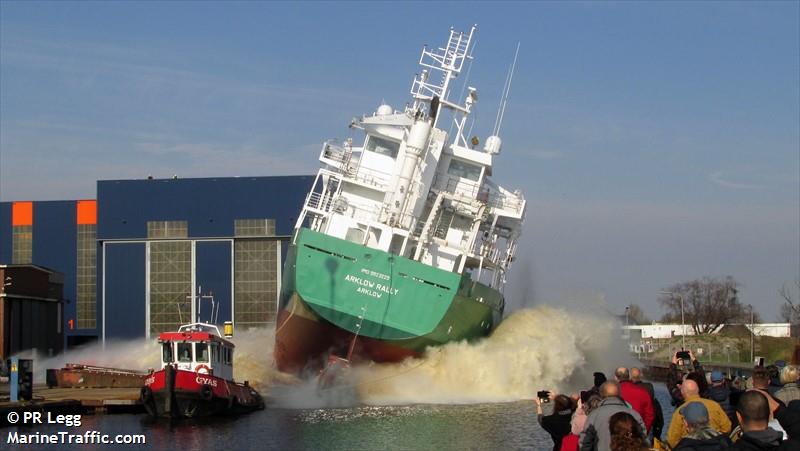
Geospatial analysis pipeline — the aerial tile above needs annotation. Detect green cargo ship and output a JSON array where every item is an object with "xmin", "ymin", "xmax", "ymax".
[{"xmin": 274, "ymin": 26, "xmax": 526, "ymax": 375}]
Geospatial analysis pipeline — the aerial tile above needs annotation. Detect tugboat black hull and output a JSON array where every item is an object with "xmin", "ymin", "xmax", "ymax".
[{"xmin": 141, "ymin": 366, "xmax": 264, "ymax": 419}]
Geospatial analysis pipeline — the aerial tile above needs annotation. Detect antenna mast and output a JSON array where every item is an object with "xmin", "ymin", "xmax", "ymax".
[
  {"xmin": 410, "ymin": 25, "xmax": 477, "ymax": 125},
  {"xmin": 493, "ymin": 42, "xmax": 520, "ymax": 136}
]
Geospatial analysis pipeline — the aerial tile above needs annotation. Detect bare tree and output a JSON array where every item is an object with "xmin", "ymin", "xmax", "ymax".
[
  {"xmin": 658, "ymin": 276, "xmax": 754, "ymax": 334},
  {"xmin": 779, "ymin": 279, "xmax": 800, "ymax": 323},
  {"xmin": 625, "ymin": 303, "xmax": 652, "ymax": 325}
]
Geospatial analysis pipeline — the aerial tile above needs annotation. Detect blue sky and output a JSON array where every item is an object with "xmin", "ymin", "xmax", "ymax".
[{"xmin": 1, "ymin": 2, "xmax": 798, "ymax": 320}]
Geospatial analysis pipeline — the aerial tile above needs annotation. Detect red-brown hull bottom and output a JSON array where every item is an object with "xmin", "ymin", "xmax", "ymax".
[{"xmin": 274, "ymin": 307, "xmax": 419, "ymax": 376}]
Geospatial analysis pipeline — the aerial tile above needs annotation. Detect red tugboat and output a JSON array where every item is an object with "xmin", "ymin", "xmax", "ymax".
[{"xmin": 140, "ymin": 322, "xmax": 264, "ymax": 418}]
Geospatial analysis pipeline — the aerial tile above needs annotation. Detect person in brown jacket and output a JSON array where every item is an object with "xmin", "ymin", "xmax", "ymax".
[{"xmin": 666, "ymin": 379, "xmax": 732, "ymax": 448}]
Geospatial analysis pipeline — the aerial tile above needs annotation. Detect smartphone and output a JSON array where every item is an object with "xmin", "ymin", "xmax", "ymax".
[
  {"xmin": 676, "ymin": 351, "xmax": 691, "ymax": 360},
  {"xmin": 537, "ymin": 390, "xmax": 551, "ymax": 402}
]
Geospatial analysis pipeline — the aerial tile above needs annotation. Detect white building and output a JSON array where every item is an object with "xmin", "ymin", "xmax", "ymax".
[{"xmin": 621, "ymin": 323, "xmax": 794, "ymax": 339}]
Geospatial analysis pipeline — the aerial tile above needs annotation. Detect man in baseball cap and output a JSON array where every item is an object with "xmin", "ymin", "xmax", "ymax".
[
  {"xmin": 673, "ymin": 402, "xmax": 732, "ymax": 450},
  {"xmin": 708, "ymin": 370, "xmax": 737, "ymax": 426}
]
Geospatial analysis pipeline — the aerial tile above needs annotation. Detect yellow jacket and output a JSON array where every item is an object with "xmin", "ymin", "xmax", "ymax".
[{"xmin": 666, "ymin": 395, "xmax": 732, "ymax": 448}]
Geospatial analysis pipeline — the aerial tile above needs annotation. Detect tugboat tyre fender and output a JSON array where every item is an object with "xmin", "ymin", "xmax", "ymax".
[{"xmin": 201, "ymin": 384, "xmax": 213, "ymax": 401}]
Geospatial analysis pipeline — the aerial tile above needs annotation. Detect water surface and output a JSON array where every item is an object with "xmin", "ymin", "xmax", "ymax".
[{"xmin": 7, "ymin": 384, "xmax": 677, "ymax": 450}]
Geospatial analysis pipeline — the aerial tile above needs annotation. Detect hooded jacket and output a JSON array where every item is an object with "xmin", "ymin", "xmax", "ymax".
[
  {"xmin": 729, "ymin": 428, "xmax": 784, "ymax": 450},
  {"xmin": 578, "ymin": 397, "xmax": 646, "ymax": 451},
  {"xmin": 709, "ymin": 383, "xmax": 737, "ymax": 425},
  {"xmin": 775, "ymin": 405, "xmax": 800, "ymax": 450}
]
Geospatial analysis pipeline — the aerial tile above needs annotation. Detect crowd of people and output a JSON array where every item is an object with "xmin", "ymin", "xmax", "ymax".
[{"xmin": 534, "ymin": 354, "xmax": 800, "ymax": 451}]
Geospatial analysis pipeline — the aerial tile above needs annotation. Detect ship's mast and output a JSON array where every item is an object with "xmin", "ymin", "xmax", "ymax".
[{"xmin": 410, "ymin": 25, "xmax": 477, "ymax": 128}]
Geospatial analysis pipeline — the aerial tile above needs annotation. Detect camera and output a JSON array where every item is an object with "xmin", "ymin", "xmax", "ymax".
[
  {"xmin": 537, "ymin": 390, "xmax": 551, "ymax": 402},
  {"xmin": 676, "ymin": 350, "xmax": 691, "ymax": 360}
]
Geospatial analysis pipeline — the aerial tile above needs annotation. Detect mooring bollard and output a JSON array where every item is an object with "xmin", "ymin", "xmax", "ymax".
[
  {"xmin": 8, "ymin": 357, "xmax": 34, "ymax": 402},
  {"xmin": 9, "ymin": 357, "xmax": 18, "ymax": 402}
]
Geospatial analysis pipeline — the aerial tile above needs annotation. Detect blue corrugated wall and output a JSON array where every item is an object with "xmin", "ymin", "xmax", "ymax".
[
  {"xmin": 0, "ymin": 203, "xmax": 12, "ymax": 262},
  {"xmin": 97, "ymin": 176, "xmax": 313, "ymax": 239},
  {"xmin": 2, "ymin": 175, "xmax": 313, "ymax": 345},
  {"xmin": 195, "ymin": 241, "xmax": 232, "ymax": 324},
  {"xmin": 104, "ymin": 243, "xmax": 146, "ymax": 340},
  {"xmin": 32, "ymin": 201, "xmax": 78, "ymax": 335}
]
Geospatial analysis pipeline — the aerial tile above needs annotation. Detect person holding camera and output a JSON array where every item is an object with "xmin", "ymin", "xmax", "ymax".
[
  {"xmin": 667, "ymin": 349, "xmax": 705, "ymax": 407},
  {"xmin": 535, "ymin": 391, "xmax": 576, "ymax": 451}
]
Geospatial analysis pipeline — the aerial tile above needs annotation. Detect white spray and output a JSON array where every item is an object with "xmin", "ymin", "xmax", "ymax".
[
  {"xmin": 353, "ymin": 305, "xmax": 624, "ymax": 405},
  {"xmin": 15, "ymin": 304, "xmax": 631, "ymax": 408},
  {"xmin": 16, "ymin": 338, "xmax": 161, "ymax": 384},
  {"xmin": 16, "ymin": 326, "xmax": 293, "ymax": 389}
]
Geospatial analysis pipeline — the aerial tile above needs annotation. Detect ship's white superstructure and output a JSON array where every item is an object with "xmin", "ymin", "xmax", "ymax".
[{"xmin": 295, "ymin": 25, "xmax": 526, "ymax": 291}]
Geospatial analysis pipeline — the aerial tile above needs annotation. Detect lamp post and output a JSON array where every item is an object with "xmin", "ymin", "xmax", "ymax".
[
  {"xmin": 748, "ymin": 304, "xmax": 754, "ymax": 364},
  {"xmin": 623, "ymin": 306, "xmax": 631, "ymax": 350},
  {"xmin": 661, "ymin": 291, "xmax": 685, "ymax": 350}
]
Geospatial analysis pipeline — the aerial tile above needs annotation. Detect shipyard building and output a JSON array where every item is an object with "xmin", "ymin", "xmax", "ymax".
[{"xmin": 0, "ymin": 175, "xmax": 311, "ymax": 357}]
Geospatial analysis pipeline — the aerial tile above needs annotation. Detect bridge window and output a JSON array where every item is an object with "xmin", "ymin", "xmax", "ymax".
[
  {"xmin": 345, "ymin": 225, "xmax": 366, "ymax": 244},
  {"xmin": 447, "ymin": 159, "xmax": 481, "ymax": 182},
  {"xmin": 366, "ymin": 136, "xmax": 399, "ymax": 158},
  {"xmin": 162, "ymin": 343, "xmax": 173, "ymax": 363},
  {"xmin": 195, "ymin": 343, "xmax": 209, "ymax": 363},
  {"xmin": 177, "ymin": 343, "xmax": 193, "ymax": 363}
]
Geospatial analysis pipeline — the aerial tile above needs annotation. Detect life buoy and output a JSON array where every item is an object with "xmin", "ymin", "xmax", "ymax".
[
  {"xmin": 200, "ymin": 384, "xmax": 213, "ymax": 401},
  {"xmin": 195, "ymin": 364, "xmax": 210, "ymax": 374}
]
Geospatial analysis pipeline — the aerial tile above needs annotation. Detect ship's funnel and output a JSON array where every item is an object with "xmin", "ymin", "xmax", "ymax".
[
  {"xmin": 388, "ymin": 118, "xmax": 432, "ymax": 224},
  {"xmin": 406, "ymin": 119, "xmax": 432, "ymax": 151}
]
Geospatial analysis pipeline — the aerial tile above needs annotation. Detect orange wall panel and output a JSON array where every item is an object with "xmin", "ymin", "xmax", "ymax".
[
  {"xmin": 76, "ymin": 200, "xmax": 97, "ymax": 225},
  {"xmin": 11, "ymin": 201, "xmax": 33, "ymax": 226}
]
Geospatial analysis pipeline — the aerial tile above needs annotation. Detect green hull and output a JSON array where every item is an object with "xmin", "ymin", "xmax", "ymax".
[{"xmin": 275, "ymin": 228, "xmax": 504, "ymax": 370}]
